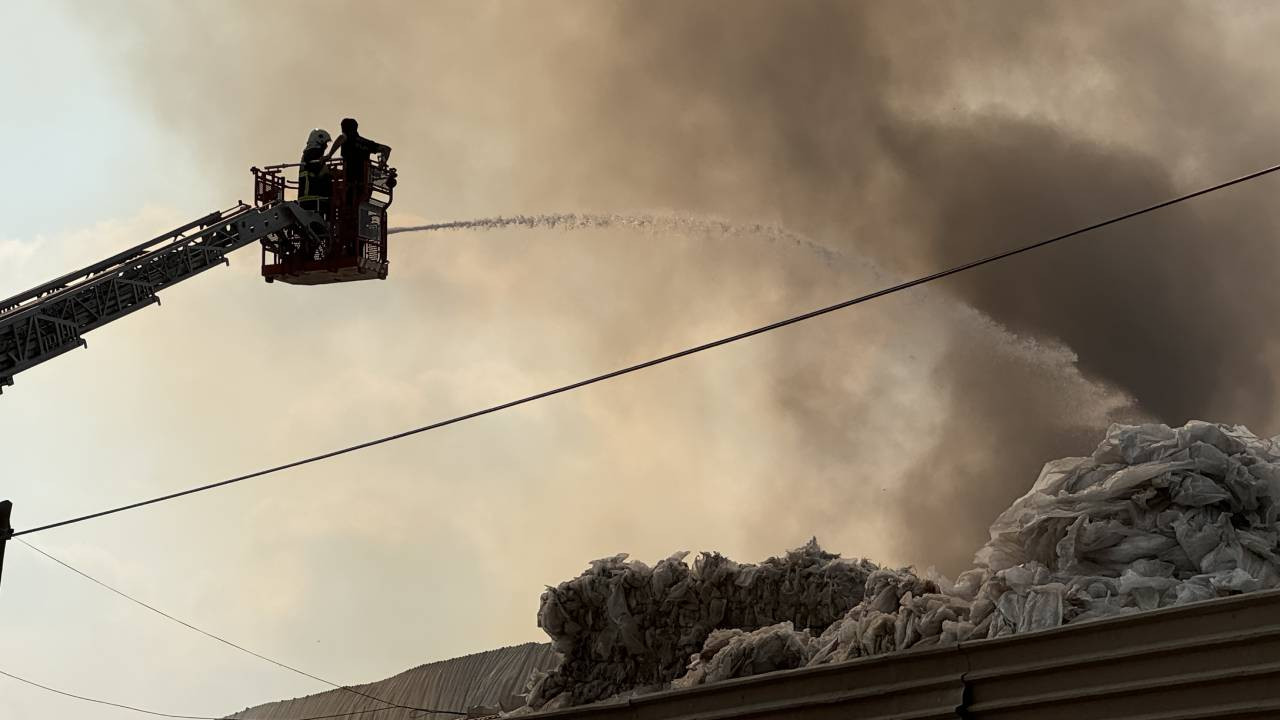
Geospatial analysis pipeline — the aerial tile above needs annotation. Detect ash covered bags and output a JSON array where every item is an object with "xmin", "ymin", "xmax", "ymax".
[
  {"xmin": 972, "ymin": 421, "xmax": 1280, "ymax": 628},
  {"xmin": 673, "ymin": 622, "xmax": 816, "ymax": 689},
  {"xmin": 524, "ymin": 540, "xmax": 876, "ymax": 710}
]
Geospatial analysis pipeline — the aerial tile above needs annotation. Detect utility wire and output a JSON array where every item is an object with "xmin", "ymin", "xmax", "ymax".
[
  {"xmin": 14, "ymin": 539, "xmax": 466, "ymax": 718},
  {"xmin": 0, "ymin": 668, "xmax": 218, "ymax": 720},
  {"xmin": 13, "ymin": 160, "xmax": 1280, "ymax": 539},
  {"xmin": 0, "ymin": 667, "xmax": 427, "ymax": 720}
]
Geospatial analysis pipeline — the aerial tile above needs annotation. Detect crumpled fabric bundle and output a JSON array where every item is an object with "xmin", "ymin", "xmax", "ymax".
[
  {"xmin": 971, "ymin": 420, "xmax": 1280, "ymax": 631},
  {"xmin": 673, "ymin": 622, "xmax": 815, "ymax": 689},
  {"xmin": 671, "ymin": 568, "xmax": 961, "ymax": 688},
  {"xmin": 523, "ymin": 539, "xmax": 876, "ymax": 710},
  {"xmin": 805, "ymin": 568, "xmax": 964, "ymax": 665}
]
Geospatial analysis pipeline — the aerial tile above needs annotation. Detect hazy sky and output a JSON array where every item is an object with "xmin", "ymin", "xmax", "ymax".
[{"xmin": 4, "ymin": 2, "xmax": 1280, "ymax": 718}]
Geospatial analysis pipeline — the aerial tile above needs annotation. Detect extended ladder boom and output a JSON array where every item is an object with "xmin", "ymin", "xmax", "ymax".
[{"xmin": 0, "ymin": 202, "xmax": 319, "ymax": 392}]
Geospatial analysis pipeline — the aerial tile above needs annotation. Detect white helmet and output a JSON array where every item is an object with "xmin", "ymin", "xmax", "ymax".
[{"xmin": 306, "ymin": 128, "xmax": 332, "ymax": 149}]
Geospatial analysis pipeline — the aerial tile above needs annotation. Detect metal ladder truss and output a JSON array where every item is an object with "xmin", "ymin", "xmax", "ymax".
[{"xmin": 0, "ymin": 202, "xmax": 319, "ymax": 392}]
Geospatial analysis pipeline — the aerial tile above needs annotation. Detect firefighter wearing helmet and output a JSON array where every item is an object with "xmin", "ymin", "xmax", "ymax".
[{"xmin": 297, "ymin": 129, "xmax": 333, "ymax": 218}]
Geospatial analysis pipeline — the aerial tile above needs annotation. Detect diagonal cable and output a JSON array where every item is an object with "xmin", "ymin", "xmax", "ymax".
[
  {"xmin": 12, "ymin": 160, "xmax": 1280, "ymax": 539},
  {"xmin": 14, "ymin": 539, "xmax": 466, "ymax": 717}
]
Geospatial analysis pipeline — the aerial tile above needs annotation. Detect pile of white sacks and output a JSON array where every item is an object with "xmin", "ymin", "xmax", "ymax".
[
  {"xmin": 523, "ymin": 540, "xmax": 876, "ymax": 710},
  {"xmin": 519, "ymin": 421, "xmax": 1280, "ymax": 710}
]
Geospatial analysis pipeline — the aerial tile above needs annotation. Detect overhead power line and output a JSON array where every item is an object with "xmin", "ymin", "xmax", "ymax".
[
  {"xmin": 0, "ymin": 667, "xmax": 425, "ymax": 720},
  {"xmin": 13, "ymin": 160, "xmax": 1280, "ymax": 539},
  {"xmin": 0, "ymin": 668, "xmax": 218, "ymax": 720},
  {"xmin": 14, "ymin": 539, "xmax": 466, "ymax": 718}
]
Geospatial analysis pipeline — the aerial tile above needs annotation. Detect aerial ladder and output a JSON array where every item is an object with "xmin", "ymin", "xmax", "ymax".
[{"xmin": 0, "ymin": 152, "xmax": 398, "ymax": 393}]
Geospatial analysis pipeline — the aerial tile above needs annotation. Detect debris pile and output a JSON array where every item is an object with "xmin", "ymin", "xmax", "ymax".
[
  {"xmin": 672, "ymin": 622, "xmax": 816, "ymax": 690},
  {"xmin": 523, "ymin": 540, "xmax": 877, "ymax": 709},
  {"xmin": 518, "ymin": 421, "xmax": 1280, "ymax": 709}
]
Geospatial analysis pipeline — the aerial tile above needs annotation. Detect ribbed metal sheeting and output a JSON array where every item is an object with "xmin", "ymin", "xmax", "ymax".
[
  {"xmin": 532, "ymin": 589, "xmax": 1280, "ymax": 720},
  {"xmin": 224, "ymin": 642, "xmax": 557, "ymax": 720}
]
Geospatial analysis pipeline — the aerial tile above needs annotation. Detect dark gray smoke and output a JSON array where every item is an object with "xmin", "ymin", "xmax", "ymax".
[{"xmin": 555, "ymin": 1, "xmax": 1280, "ymax": 421}]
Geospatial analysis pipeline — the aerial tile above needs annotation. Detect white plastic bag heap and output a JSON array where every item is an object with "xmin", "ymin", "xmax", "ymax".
[
  {"xmin": 518, "ymin": 421, "xmax": 1280, "ymax": 708},
  {"xmin": 971, "ymin": 420, "xmax": 1280, "ymax": 625},
  {"xmin": 522, "ymin": 541, "xmax": 876, "ymax": 710}
]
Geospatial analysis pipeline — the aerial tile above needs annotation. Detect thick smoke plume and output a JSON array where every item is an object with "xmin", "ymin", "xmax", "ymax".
[{"xmin": 74, "ymin": 0, "xmax": 1280, "ymax": 575}]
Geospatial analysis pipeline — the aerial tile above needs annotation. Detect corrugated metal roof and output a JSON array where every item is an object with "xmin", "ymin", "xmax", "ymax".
[
  {"xmin": 223, "ymin": 642, "xmax": 557, "ymax": 720},
  {"xmin": 529, "ymin": 589, "xmax": 1280, "ymax": 719}
]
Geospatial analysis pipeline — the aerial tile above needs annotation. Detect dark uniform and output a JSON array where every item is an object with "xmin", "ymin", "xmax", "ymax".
[
  {"xmin": 297, "ymin": 146, "xmax": 332, "ymax": 217},
  {"xmin": 285, "ymin": 146, "xmax": 332, "ymax": 260},
  {"xmin": 338, "ymin": 131, "xmax": 387, "ymax": 255},
  {"xmin": 340, "ymin": 131, "xmax": 384, "ymax": 206}
]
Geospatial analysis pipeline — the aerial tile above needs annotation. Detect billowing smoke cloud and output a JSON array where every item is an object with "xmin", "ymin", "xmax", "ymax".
[{"xmin": 68, "ymin": 0, "xmax": 1280, "ymax": 579}]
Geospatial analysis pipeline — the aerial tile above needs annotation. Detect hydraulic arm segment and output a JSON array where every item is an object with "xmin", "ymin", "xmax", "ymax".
[{"xmin": 0, "ymin": 202, "xmax": 324, "ymax": 392}]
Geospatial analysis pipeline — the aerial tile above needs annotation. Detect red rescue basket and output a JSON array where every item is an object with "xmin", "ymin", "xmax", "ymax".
[{"xmin": 252, "ymin": 156, "xmax": 397, "ymax": 285}]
